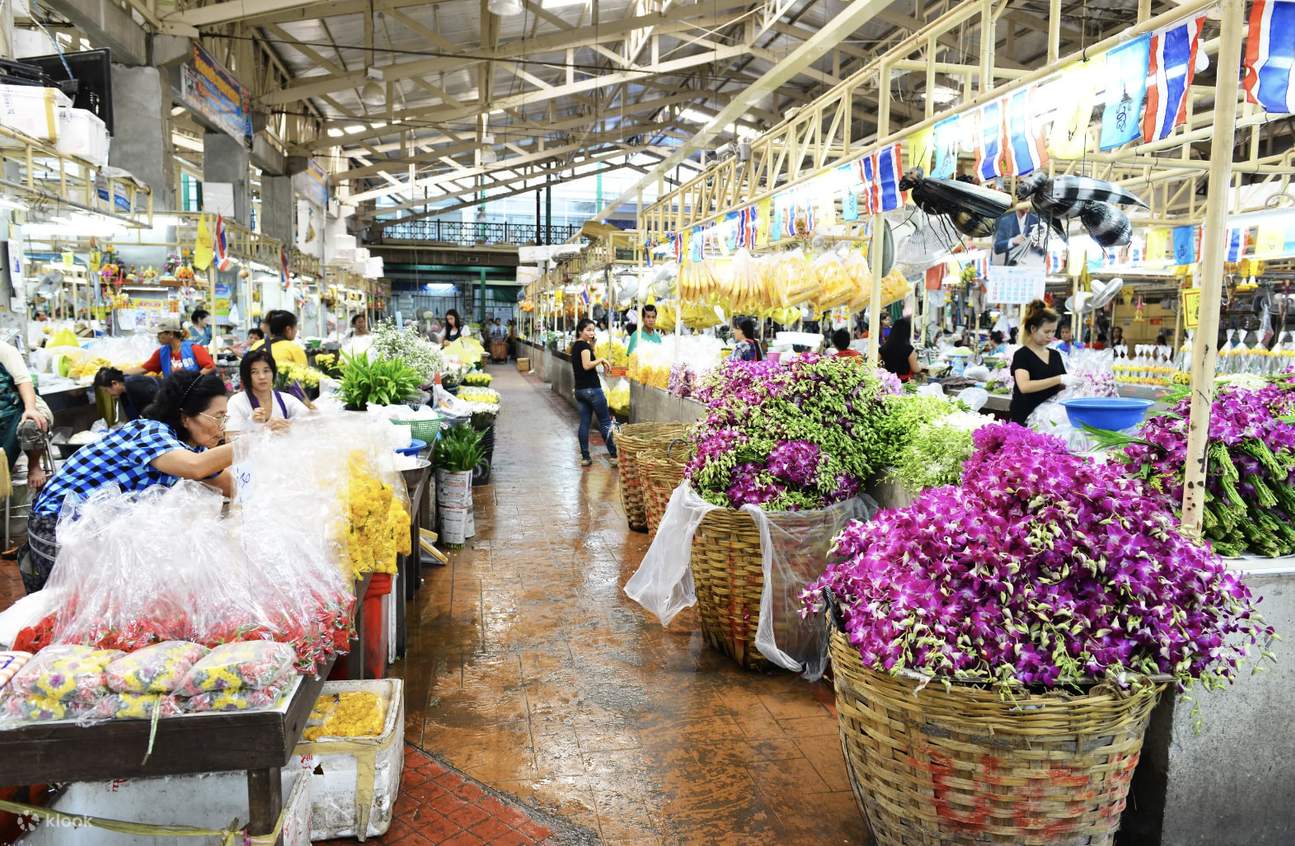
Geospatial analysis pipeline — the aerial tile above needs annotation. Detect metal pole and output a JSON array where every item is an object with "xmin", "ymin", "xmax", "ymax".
[
  {"xmin": 1180, "ymin": 0, "xmax": 1244, "ymax": 538},
  {"xmin": 545, "ymin": 178, "xmax": 553, "ymax": 246},
  {"xmin": 867, "ymin": 60, "xmax": 891, "ymax": 364},
  {"xmin": 535, "ymin": 188, "xmax": 541, "ymax": 244}
]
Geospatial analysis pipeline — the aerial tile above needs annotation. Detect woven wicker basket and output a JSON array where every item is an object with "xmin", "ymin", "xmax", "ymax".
[
  {"xmin": 829, "ymin": 630, "xmax": 1163, "ymax": 846},
  {"xmin": 614, "ymin": 423, "xmax": 676, "ymax": 532},
  {"xmin": 690, "ymin": 506, "xmax": 769, "ymax": 671},
  {"xmin": 637, "ymin": 437, "xmax": 692, "ymax": 533}
]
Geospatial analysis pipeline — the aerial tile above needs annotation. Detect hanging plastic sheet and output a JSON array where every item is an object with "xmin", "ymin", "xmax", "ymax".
[
  {"xmin": 743, "ymin": 496, "xmax": 877, "ymax": 681},
  {"xmin": 625, "ymin": 484, "xmax": 877, "ymax": 679}
]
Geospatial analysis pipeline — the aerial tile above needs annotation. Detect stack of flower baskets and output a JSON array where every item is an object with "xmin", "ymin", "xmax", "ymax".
[
  {"xmin": 807, "ymin": 423, "xmax": 1273, "ymax": 844},
  {"xmin": 613, "ymin": 422, "xmax": 686, "ymax": 532},
  {"xmin": 636, "ymin": 434, "xmax": 693, "ymax": 534}
]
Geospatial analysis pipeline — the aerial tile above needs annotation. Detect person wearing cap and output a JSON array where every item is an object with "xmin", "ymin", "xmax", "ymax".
[{"xmin": 126, "ymin": 317, "xmax": 215, "ymax": 378}]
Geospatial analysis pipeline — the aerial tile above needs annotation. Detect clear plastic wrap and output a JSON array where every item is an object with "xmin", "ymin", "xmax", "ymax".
[
  {"xmin": 8, "ymin": 644, "xmax": 120, "ymax": 701},
  {"xmin": 624, "ymin": 483, "xmax": 720, "ymax": 626},
  {"xmin": 105, "ymin": 641, "xmax": 209, "ymax": 694},
  {"xmin": 181, "ymin": 673, "xmax": 295, "ymax": 713},
  {"xmin": 174, "ymin": 641, "xmax": 297, "ymax": 697},
  {"xmin": 88, "ymin": 691, "xmax": 182, "ymax": 721},
  {"xmin": 743, "ymin": 496, "xmax": 877, "ymax": 681}
]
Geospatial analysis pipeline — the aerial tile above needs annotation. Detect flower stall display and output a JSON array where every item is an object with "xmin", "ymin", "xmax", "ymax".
[
  {"xmin": 627, "ymin": 355, "xmax": 885, "ymax": 675},
  {"xmin": 339, "ymin": 355, "xmax": 422, "ymax": 411},
  {"xmin": 668, "ymin": 362, "xmax": 696, "ymax": 398},
  {"xmin": 888, "ymin": 410, "xmax": 993, "ymax": 494},
  {"xmin": 806, "ymin": 423, "xmax": 1273, "ymax": 845},
  {"xmin": 444, "ymin": 336, "xmax": 485, "ymax": 367},
  {"xmin": 456, "ymin": 386, "xmax": 500, "ymax": 406},
  {"xmin": 371, "ymin": 321, "xmax": 444, "ymax": 384},
  {"xmin": 1099, "ymin": 378, "xmax": 1295, "ymax": 558},
  {"xmin": 595, "ymin": 338, "xmax": 629, "ymax": 370},
  {"xmin": 462, "ymin": 372, "xmax": 493, "ymax": 387}
]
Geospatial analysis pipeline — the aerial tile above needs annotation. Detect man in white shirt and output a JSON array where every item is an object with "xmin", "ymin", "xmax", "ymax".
[{"xmin": 0, "ymin": 341, "xmax": 53, "ymax": 491}]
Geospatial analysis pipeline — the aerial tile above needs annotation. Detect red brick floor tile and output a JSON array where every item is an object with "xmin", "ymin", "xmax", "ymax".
[{"xmin": 445, "ymin": 801, "xmax": 492, "ymax": 831}]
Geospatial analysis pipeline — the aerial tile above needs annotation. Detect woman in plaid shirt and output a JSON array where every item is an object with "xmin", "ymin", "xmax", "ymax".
[{"xmin": 20, "ymin": 371, "xmax": 236, "ymax": 593}]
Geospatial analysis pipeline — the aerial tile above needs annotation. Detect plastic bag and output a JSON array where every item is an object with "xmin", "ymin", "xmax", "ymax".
[
  {"xmin": 744, "ymin": 496, "xmax": 878, "ymax": 681},
  {"xmin": 9, "ymin": 644, "xmax": 121, "ymax": 701},
  {"xmin": 624, "ymin": 484, "xmax": 720, "ymax": 626},
  {"xmin": 955, "ymin": 386, "xmax": 990, "ymax": 413},
  {"xmin": 174, "ymin": 641, "xmax": 297, "ymax": 697},
  {"xmin": 88, "ymin": 692, "xmax": 182, "ymax": 721},
  {"xmin": 0, "ymin": 652, "xmax": 31, "ymax": 691},
  {"xmin": 105, "ymin": 641, "xmax": 209, "ymax": 694},
  {"xmin": 182, "ymin": 672, "xmax": 295, "ymax": 713}
]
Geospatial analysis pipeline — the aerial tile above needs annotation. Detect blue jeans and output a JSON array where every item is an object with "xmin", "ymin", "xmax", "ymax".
[{"xmin": 575, "ymin": 387, "xmax": 617, "ymax": 460}]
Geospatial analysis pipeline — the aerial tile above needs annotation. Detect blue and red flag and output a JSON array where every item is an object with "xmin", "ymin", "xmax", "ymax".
[
  {"xmin": 1244, "ymin": 0, "xmax": 1295, "ymax": 113},
  {"xmin": 1004, "ymin": 88, "xmax": 1048, "ymax": 177},
  {"xmin": 873, "ymin": 143, "xmax": 906, "ymax": 212},
  {"xmin": 975, "ymin": 100, "xmax": 1005, "ymax": 181},
  {"xmin": 214, "ymin": 213, "xmax": 231, "ymax": 272},
  {"xmin": 1143, "ymin": 16, "xmax": 1206, "ymax": 141}
]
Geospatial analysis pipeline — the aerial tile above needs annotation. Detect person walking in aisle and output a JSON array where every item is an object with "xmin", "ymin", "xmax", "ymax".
[
  {"xmin": 729, "ymin": 318, "xmax": 763, "ymax": 362},
  {"xmin": 570, "ymin": 318, "xmax": 618, "ymax": 468},
  {"xmin": 1010, "ymin": 299, "xmax": 1079, "ymax": 425}
]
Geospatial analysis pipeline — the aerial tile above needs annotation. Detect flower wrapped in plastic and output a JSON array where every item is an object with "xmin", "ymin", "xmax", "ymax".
[
  {"xmin": 174, "ymin": 641, "xmax": 297, "ymax": 697},
  {"xmin": 8, "ymin": 644, "xmax": 121, "ymax": 702},
  {"xmin": 181, "ymin": 673, "xmax": 296, "ymax": 713},
  {"xmin": 105, "ymin": 641, "xmax": 209, "ymax": 694},
  {"xmin": 88, "ymin": 692, "xmax": 183, "ymax": 721}
]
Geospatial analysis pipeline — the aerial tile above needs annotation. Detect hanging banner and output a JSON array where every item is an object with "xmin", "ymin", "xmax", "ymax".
[
  {"xmin": 975, "ymin": 100, "xmax": 1005, "ymax": 180},
  {"xmin": 1143, "ymin": 16, "xmax": 1207, "ymax": 142},
  {"xmin": 1045, "ymin": 63, "xmax": 1097, "ymax": 158},
  {"xmin": 193, "ymin": 214, "xmax": 213, "ymax": 271},
  {"xmin": 1242, "ymin": 0, "xmax": 1295, "ymax": 114},
  {"xmin": 1256, "ymin": 222, "xmax": 1285, "ymax": 256},
  {"xmin": 1099, "ymin": 35, "xmax": 1152, "ymax": 150},
  {"xmin": 1004, "ymin": 87, "xmax": 1048, "ymax": 176},
  {"xmin": 755, "ymin": 199, "xmax": 772, "ymax": 249},
  {"xmin": 180, "ymin": 43, "xmax": 253, "ymax": 149},
  {"xmin": 907, "ymin": 125, "xmax": 934, "ymax": 176},
  {"xmin": 293, "ymin": 158, "xmax": 330, "ymax": 209},
  {"xmin": 1172, "ymin": 224, "xmax": 1198, "ymax": 265},
  {"xmin": 1145, "ymin": 226, "xmax": 1171, "ymax": 264},
  {"xmin": 931, "ymin": 114, "xmax": 963, "ymax": 179},
  {"xmin": 1182, "ymin": 286, "xmax": 1201, "ymax": 328}
]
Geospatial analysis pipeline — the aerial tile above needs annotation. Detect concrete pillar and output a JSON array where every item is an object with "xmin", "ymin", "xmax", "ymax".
[
  {"xmin": 260, "ymin": 175, "xmax": 293, "ymax": 246},
  {"xmin": 108, "ymin": 65, "xmax": 174, "ymax": 209},
  {"xmin": 202, "ymin": 133, "xmax": 250, "ymax": 226}
]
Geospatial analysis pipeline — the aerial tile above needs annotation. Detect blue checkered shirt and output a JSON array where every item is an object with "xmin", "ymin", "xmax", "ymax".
[{"xmin": 32, "ymin": 419, "xmax": 198, "ymax": 518}]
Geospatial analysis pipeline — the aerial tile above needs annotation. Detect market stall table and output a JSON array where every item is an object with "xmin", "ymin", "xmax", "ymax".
[{"xmin": 0, "ymin": 657, "xmax": 333, "ymax": 841}]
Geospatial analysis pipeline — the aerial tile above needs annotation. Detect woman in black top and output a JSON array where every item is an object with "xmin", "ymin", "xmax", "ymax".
[
  {"xmin": 1010, "ymin": 299, "xmax": 1078, "ymax": 425},
  {"xmin": 879, "ymin": 317, "xmax": 922, "ymax": 381},
  {"xmin": 570, "ymin": 318, "xmax": 618, "ymax": 468},
  {"xmin": 442, "ymin": 309, "xmax": 464, "ymax": 346}
]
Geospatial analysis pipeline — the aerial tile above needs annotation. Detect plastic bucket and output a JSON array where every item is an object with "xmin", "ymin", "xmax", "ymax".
[
  {"xmin": 363, "ymin": 574, "xmax": 392, "ymax": 679},
  {"xmin": 436, "ymin": 470, "xmax": 472, "ymax": 507}
]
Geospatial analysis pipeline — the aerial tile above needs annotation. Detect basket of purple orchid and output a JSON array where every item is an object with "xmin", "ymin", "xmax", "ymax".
[{"xmin": 807, "ymin": 423, "xmax": 1274, "ymax": 845}]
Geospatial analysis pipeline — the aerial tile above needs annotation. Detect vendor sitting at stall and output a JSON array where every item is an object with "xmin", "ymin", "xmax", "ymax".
[
  {"xmin": 226, "ymin": 349, "xmax": 309, "ymax": 433},
  {"xmin": 20, "ymin": 371, "xmax": 234, "ymax": 593},
  {"xmin": 0, "ymin": 339, "xmax": 53, "ymax": 492},
  {"xmin": 259, "ymin": 310, "xmax": 309, "ymax": 367},
  {"xmin": 127, "ymin": 317, "xmax": 215, "ymax": 377},
  {"xmin": 93, "ymin": 367, "xmax": 160, "ymax": 426}
]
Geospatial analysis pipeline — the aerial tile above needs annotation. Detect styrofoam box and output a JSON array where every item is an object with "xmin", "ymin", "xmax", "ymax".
[
  {"xmin": 290, "ymin": 678, "xmax": 404, "ymax": 841},
  {"xmin": 21, "ymin": 768, "xmax": 310, "ymax": 846},
  {"xmin": 0, "ymin": 85, "xmax": 70, "ymax": 146},
  {"xmin": 57, "ymin": 108, "xmax": 110, "ymax": 167}
]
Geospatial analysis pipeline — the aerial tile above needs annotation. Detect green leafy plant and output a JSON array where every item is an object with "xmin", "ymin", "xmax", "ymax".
[
  {"xmin": 435, "ymin": 425, "xmax": 485, "ymax": 472},
  {"xmin": 338, "ymin": 354, "xmax": 422, "ymax": 410}
]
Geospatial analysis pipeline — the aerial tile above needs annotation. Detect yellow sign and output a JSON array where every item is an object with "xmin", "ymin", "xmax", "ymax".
[
  {"xmin": 755, "ymin": 198, "xmax": 772, "ymax": 249},
  {"xmin": 1182, "ymin": 286, "xmax": 1200, "ymax": 329},
  {"xmin": 193, "ymin": 214, "xmax": 214, "ymax": 271}
]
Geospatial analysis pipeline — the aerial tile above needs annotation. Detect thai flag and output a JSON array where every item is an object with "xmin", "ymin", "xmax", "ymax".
[
  {"xmin": 855, "ymin": 155, "xmax": 876, "ymax": 215},
  {"xmin": 214, "ymin": 213, "xmax": 231, "ymax": 272},
  {"xmin": 672, "ymin": 232, "xmax": 683, "ymax": 264},
  {"xmin": 1005, "ymin": 88, "xmax": 1048, "ymax": 177},
  {"xmin": 873, "ymin": 143, "xmax": 905, "ymax": 212},
  {"xmin": 1142, "ymin": 17, "xmax": 1206, "ymax": 142},
  {"xmin": 737, "ymin": 207, "xmax": 757, "ymax": 248},
  {"xmin": 1244, "ymin": 0, "xmax": 1295, "ymax": 113},
  {"xmin": 1226, "ymin": 227, "xmax": 1244, "ymax": 262},
  {"xmin": 975, "ymin": 100, "xmax": 1005, "ymax": 181},
  {"xmin": 278, "ymin": 244, "xmax": 290, "ymax": 290},
  {"xmin": 1047, "ymin": 244, "xmax": 1067, "ymax": 274},
  {"xmin": 974, "ymin": 251, "xmax": 990, "ymax": 280}
]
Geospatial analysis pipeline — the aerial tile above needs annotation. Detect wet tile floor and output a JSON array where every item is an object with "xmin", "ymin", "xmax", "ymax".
[{"xmin": 390, "ymin": 364, "xmax": 868, "ymax": 845}]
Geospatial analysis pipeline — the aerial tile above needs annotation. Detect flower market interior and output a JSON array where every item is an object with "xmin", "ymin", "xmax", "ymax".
[{"xmin": 0, "ymin": 0, "xmax": 1292, "ymax": 843}]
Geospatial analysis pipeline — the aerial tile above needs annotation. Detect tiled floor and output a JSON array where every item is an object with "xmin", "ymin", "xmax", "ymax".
[{"xmin": 393, "ymin": 364, "xmax": 868, "ymax": 845}]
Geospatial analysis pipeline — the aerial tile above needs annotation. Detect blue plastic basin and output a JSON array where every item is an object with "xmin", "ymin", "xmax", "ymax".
[
  {"xmin": 395, "ymin": 438, "xmax": 427, "ymax": 456},
  {"xmin": 1060, "ymin": 397, "xmax": 1154, "ymax": 431}
]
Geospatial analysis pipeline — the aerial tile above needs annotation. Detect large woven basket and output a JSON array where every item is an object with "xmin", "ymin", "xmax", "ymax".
[
  {"xmin": 614, "ymin": 423, "xmax": 678, "ymax": 532},
  {"xmin": 690, "ymin": 506, "xmax": 769, "ymax": 671},
  {"xmin": 637, "ymin": 437, "xmax": 693, "ymax": 533},
  {"xmin": 829, "ymin": 630, "xmax": 1163, "ymax": 846}
]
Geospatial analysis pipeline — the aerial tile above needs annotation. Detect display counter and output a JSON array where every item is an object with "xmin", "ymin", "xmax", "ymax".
[{"xmin": 629, "ymin": 382, "xmax": 705, "ymax": 425}]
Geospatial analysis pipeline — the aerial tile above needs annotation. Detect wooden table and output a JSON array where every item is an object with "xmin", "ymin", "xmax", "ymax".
[{"xmin": 0, "ymin": 658, "xmax": 333, "ymax": 840}]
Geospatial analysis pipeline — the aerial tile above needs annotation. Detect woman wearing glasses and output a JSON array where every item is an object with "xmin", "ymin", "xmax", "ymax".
[{"xmin": 20, "ymin": 371, "xmax": 235, "ymax": 593}]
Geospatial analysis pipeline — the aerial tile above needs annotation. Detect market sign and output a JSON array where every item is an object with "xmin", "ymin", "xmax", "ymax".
[
  {"xmin": 293, "ymin": 158, "xmax": 329, "ymax": 209},
  {"xmin": 1182, "ymin": 286, "xmax": 1200, "ymax": 329},
  {"xmin": 180, "ymin": 43, "xmax": 252, "ymax": 148}
]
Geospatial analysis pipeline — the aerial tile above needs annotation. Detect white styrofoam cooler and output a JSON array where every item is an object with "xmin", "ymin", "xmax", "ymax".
[
  {"xmin": 290, "ymin": 678, "xmax": 404, "ymax": 841},
  {"xmin": 0, "ymin": 85, "xmax": 70, "ymax": 146},
  {"xmin": 57, "ymin": 108, "xmax": 110, "ymax": 167},
  {"xmin": 21, "ymin": 768, "xmax": 310, "ymax": 846}
]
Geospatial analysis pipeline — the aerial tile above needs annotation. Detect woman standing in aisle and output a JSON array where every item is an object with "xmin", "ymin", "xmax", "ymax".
[
  {"xmin": 442, "ymin": 309, "xmax": 464, "ymax": 347},
  {"xmin": 729, "ymin": 318, "xmax": 764, "ymax": 362},
  {"xmin": 1009, "ymin": 300, "xmax": 1079, "ymax": 426},
  {"xmin": 570, "ymin": 318, "xmax": 617, "ymax": 468},
  {"xmin": 20, "ymin": 371, "xmax": 235, "ymax": 592},
  {"xmin": 225, "ymin": 349, "xmax": 309, "ymax": 433},
  {"xmin": 879, "ymin": 317, "xmax": 923, "ymax": 382}
]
